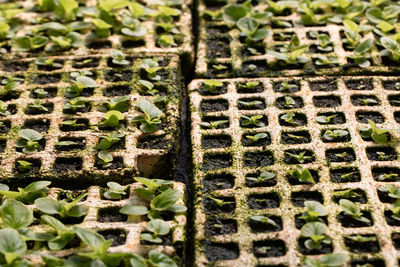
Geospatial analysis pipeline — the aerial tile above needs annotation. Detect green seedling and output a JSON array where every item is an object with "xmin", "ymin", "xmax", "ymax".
[
  {"xmin": 0, "ymin": 101, "xmax": 10, "ymax": 116},
  {"xmin": 246, "ymin": 133, "xmax": 268, "ymax": 143},
  {"xmin": 266, "ymin": 0, "xmax": 297, "ymax": 15},
  {"xmin": 100, "ymin": 110, "xmax": 125, "ymax": 129},
  {"xmin": 249, "ymin": 215, "xmax": 278, "ymax": 227},
  {"xmin": 316, "ymin": 33, "xmax": 333, "ymax": 52},
  {"xmin": 299, "ymin": 201, "xmax": 328, "ymax": 223},
  {"xmin": 103, "ymin": 182, "xmax": 127, "ymax": 200},
  {"xmin": 241, "ymin": 115, "xmax": 265, "ymax": 127},
  {"xmin": 323, "ymin": 129, "xmax": 348, "ymax": 140},
  {"xmin": 65, "ymin": 76, "xmax": 96, "ymax": 98},
  {"xmin": 17, "ymin": 160, "xmax": 32, "ymax": 172},
  {"xmin": 41, "ymin": 215, "xmax": 75, "ymax": 250},
  {"xmin": 60, "ymin": 119, "xmax": 84, "ymax": 128},
  {"xmin": 200, "ymin": 120, "xmax": 228, "ymax": 129},
  {"xmin": 332, "ymin": 189, "xmax": 361, "ymax": 199},
  {"xmin": 339, "ymin": 199, "xmax": 370, "ymax": 224},
  {"xmin": 247, "ymin": 171, "xmax": 276, "ymax": 183},
  {"xmin": 34, "ymin": 88, "xmax": 49, "ymax": 98},
  {"xmin": 277, "ymin": 81, "xmax": 298, "ymax": 92},
  {"xmin": 102, "ymin": 96, "xmax": 130, "ymax": 113},
  {"xmin": 203, "ymin": 80, "xmax": 223, "ymax": 94},
  {"xmin": 110, "ymin": 50, "xmax": 130, "ymax": 66},
  {"xmin": 132, "ymin": 99, "xmax": 163, "ymax": 133},
  {"xmin": 348, "ymin": 39, "xmax": 373, "ymax": 68},
  {"xmin": 0, "ymin": 228, "xmax": 30, "ymax": 266},
  {"xmin": 284, "ymin": 96, "xmax": 296, "ymax": 108},
  {"xmin": 28, "ymin": 99, "xmax": 49, "ymax": 113},
  {"xmin": 241, "ymin": 81, "xmax": 260, "ymax": 90},
  {"xmin": 315, "ymin": 55, "xmax": 339, "ymax": 66},
  {"xmin": 341, "ymin": 171, "xmax": 357, "ymax": 180},
  {"xmin": 267, "ymin": 35, "xmax": 309, "ymax": 64},
  {"xmin": 289, "ymin": 165, "xmax": 315, "ymax": 184},
  {"xmin": 359, "ymin": 119, "xmax": 388, "ymax": 144},
  {"xmin": 12, "ymin": 35, "xmax": 49, "ymax": 52},
  {"xmin": 97, "ymin": 151, "xmax": 113, "ymax": 169},
  {"xmin": 35, "ymin": 193, "xmax": 88, "ymax": 219},
  {"xmin": 140, "ymin": 219, "xmax": 170, "ymax": 244},
  {"xmin": 280, "ymin": 113, "xmax": 298, "ymax": 125},
  {"xmin": 140, "ymin": 59, "xmax": 160, "ymax": 80},
  {"xmin": 15, "ymin": 129, "xmax": 43, "ymax": 153},
  {"xmin": 316, "ymin": 114, "xmax": 336, "ymax": 124},
  {"xmin": 301, "ymin": 222, "xmax": 331, "ymax": 250},
  {"xmin": 236, "ymin": 17, "xmax": 270, "ymax": 43},
  {"xmin": 208, "ymin": 196, "xmax": 234, "ymax": 207},
  {"xmin": 347, "ymin": 235, "xmax": 377, "ymax": 242},
  {"xmin": 139, "ymin": 80, "xmax": 158, "ymax": 96},
  {"xmin": 96, "ymin": 132, "xmax": 125, "ymax": 150},
  {"xmin": 286, "ymin": 151, "xmax": 312, "ymax": 163},
  {"xmin": 377, "ymin": 173, "xmax": 398, "ymax": 181},
  {"xmin": 381, "ymin": 36, "xmax": 400, "ymax": 62},
  {"xmin": 303, "ymin": 253, "xmax": 347, "ymax": 267},
  {"xmin": 0, "ymin": 181, "xmax": 50, "ymax": 204},
  {"xmin": 158, "ymin": 34, "xmax": 177, "ymax": 48},
  {"xmin": 238, "ymin": 100, "xmax": 262, "ymax": 107},
  {"xmin": 34, "ymin": 57, "xmax": 62, "ymax": 69},
  {"xmin": 63, "ymin": 97, "xmax": 87, "ymax": 113}
]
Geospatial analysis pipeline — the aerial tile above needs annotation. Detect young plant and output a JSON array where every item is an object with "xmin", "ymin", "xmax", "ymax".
[
  {"xmin": 41, "ymin": 215, "xmax": 75, "ymax": 250},
  {"xmin": 28, "ymin": 99, "xmax": 49, "ymax": 113},
  {"xmin": 332, "ymin": 189, "xmax": 361, "ymax": 199},
  {"xmin": 339, "ymin": 199, "xmax": 370, "ymax": 224},
  {"xmin": 128, "ymin": 250, "xmax": 177, "ymax": 267},
  {"xmin": 140, "ymin": 219, "xmax": 170, "ymax": 244},
  {"xmin": 303, "ymin": 253, "xmax": 347, "ymax": 267},
  {"xmin": 203, "ymin": 80, "xmax": 223, "ymax": 94},
  {"xmin": 359, "ymin": 119, "xmax": 388, "ymax": 144},
  {"xmin": 301, "ymin": 222, "xmax": 331, "ymax": 250},
  {"xmin": 132, "ymin": 99, "xmax": 163, "ymax": 133},
  {"xmin": 241, "ymin": 115, "xmax": 265, "ymax": 127},
  {"xmin": 238, "ymin": 100, "xmax": 262, "ymax": 108},
  {"xmin": 315, "ymin": 33, "xmax": 332, "ymax": 52},
  {"xmin": 247, "ymin": 171, "xmax": 276, "ymax": 183},
  {"xmin": 139, "ymin": 80, "xmax": 159, "ymax": 96},
  {"xmin": 34, "ymin": 192, "xmax": 88, "ymax": 219},
  {"xmin": 280, "ymin": 112, "xmax": 298, "ymax": 125},
  {"xmin": 110, "ymin": 50, "xmax": 130, "ymax": 66},
  {"xmin": 15, "ymin": 129, "xmax": 43, "ymax": 153},
  {"xmin": 63, "ymin": 97, "xmax": 87, "ymax": 113},
  {"xmin": 236, "ymin": 17, "xmax": 270, "ymax": 43},
  {"xmin": 315, "ymin": 55, "xmax": 339, "ymax": 66},
  {"xmin": 0, "ymin": 181, "xmax": 50, "ymax": 204},
  {"xmin": 34, "ymin": 57, "xmax": 63, "ymax": 69},
  {"xmin": 266, "ymin": 0, "xmax": 297, "ymax": 15},
  {"xmin": 245, "ymin": 133, "xmax": 268, "ymax": 143},
  {"xmin": 101, "ymin": 96, "xmax": 130, "ymax": 112},
  {"xmin": 347, "ymin": 234, "xmax": 377, "ymax": 243},
  {"xmin": 240, "ymin": 81, "xmax": 260, "ymax": 90},
  {"xmin": 288, "ymin": 165, "xmax": 315, "ymax": 184},
  {"xmin": 208, "ymin": 195, "xmax": 234, "ymax": 207},
  {"xmin": 103, "ymin": 182, "xmax": 127, "ymax": 200},
  {"xmin": 316, "ymin": 114, "xmax": 336, "ymax": 124},
  {"xmin": 200, "ymin": 120, "xmax": 228, "ymax": 129},
  {"xmin": 299, "ymin": 0, "xmax": 330, "ymax": 26},
  {"xmin": 284, "ymin": 96, "xmax": 296, "ymax": 108},
  {"xmin": 158, "ymin": 34, "xmax": 178, "ymax": 48},
  {"xmin": 96, "ymin": 132, "xmax": 125, "ymax": 150},
  {"xmin": 34, "ymin": 88, "xmax": 49, "ymax": 98},
  {"xmin": 267, "ymin": 35, "xmax": 309, "ymax": 64},
  {"xmin": 249, "ymin": 215, "xmax": 278, "ymax": 228},
  {"xmin": 323, "ymin": 129, "xmax": 348, "ymax": 141},
  {"xmin": 12, "ymin": 35, "xmax": 49, "ymax": 52},
  {"xmin": 100, "ymin": 110, "xmax": 125, "ymax": 129},
  {"xmin": 348, "ymin": 39, "xmax": 373, "ymax": 68},
  {"xmin": 97, "ymin": 151, "xmax": 113, "ymax": 169},
  {"xmin": 286, "ymin": 151, "xmax": 312, "ymax": 163},
  {"xmin": 60, "ymin": 119, "xmax": 85, "ymax": 128},
  {"xmin": 0, "ymin": 101, "xmax": 10, "ymax": 116},
  {"xmin": 65, "ymin": 76, "xmax": 96, "ymax": 98},
  {"xmin": 140, "ymin": 59, "xmax": 160, "ymax": 80},
  {"xmin": 0, "ymin": 228, "xmax": 29, "ymax": 266},
  {"xmin": 299, "ymin": 201, "xmax": 328, "ymax": 223},
  {"xmin": 381, "ymin": 36, "xmax": 400, "ymax": 61}
]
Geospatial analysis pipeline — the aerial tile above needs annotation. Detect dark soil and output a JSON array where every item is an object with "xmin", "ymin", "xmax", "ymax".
[
  {"xmin": 385, "ymin": 210, "xmax": 400, "ymax": 226},
  {"xmin": 297, "ymin": 237, "xmax": 332, "ymax": 255},
  {"xmin": 88, "ymin": 40, "xmax": 112, "ymax": 50},
  {"xmin": 202, "ymin": 153, "xmax": 232, "ymax": 170},
  {"xmin": 205, "ymin": 218, "xmax": 237, "ymax": 236},
  {"xmin": 203, "ymin": 242, "xmax": 239, "ymax": 261},
  {"xmin": 105, "ymin": 70, "xmax": 132, "ymax": 82},
  {"xmin": 0, "ymin": 139, "xmax": 6, "ymax": 152},
  {"xmin": 275, "ymin": 96, "xmax": 304, "ymax": 109},
  {"xmin": 203, "ymin": 196, "xmax": 236, "ymax": 214},
  {"xmin": 338, "ymin": 212, "xmax": 373, "ymax": 227},
  {"xmin": 243, "ymin": 151, "xmax": 274, "ymax": 167},
  {"xmin": 253, "ymin": 240, "xmax": 286, "ymax": 257},
  {"xmin": 202, "ymin": 135, "xmax": 231, "ymax": 149},
  {"xmin": 291, "ymin": 191, "xmax": 323, "ymax": 207},
  {"xmin": 98, "ymin": 206, "xmax": 127, "ymax": 222},
  {"xmin": 137, "ymin": 135, "xmax": 169, "ymax": 149},
  {"xmin": 237, "ymin": 98, "xmax": 265, "ymax": 110},
  {"xmin": 351, "ymin": 259, "xmax": 386, "ymax": 267},
  {"xmin": 53, "ymin": 157, "xmax": 82, "ymax": 173},
  {"xmin": 316, "ymin": 112, "xmax": 346, "ymax": 124},
  {"xmin": 366, "ymin": 146, "xmax": 397, "ymax": 161},
  {"xmin": 351, "ymin": 95, "xmax": 380, "ymax": 106},
  {"xmin": 202, "ymin": 173, "xmax": 235, "ymax": 192},
  {"xmin": 3, "ymin": 61, "xmax": 29, "ymax": 72},
  {"xmin": 55, "ymin": 137, "xmax": 85, "ymax": 151},
  {"xmin": 281, "ymin": 130, "xmax": 311, "ymax": 144},
  {"xmin": 326, "ymin": 148, "xmax": 356, "ymax": 163},
  {"xmin": 241, "ymin": 132, "xmax": 271, "ymax": 147},
  {"xmin": 287, "ymin": 169, "xmax": 320, "ymax": 185},
  {"xmin": 388, "ymin": 94, "xmax": 400, "ymax": 106},
  {"xmin": 0, "ymin": 91, "xmax": 20, "ymax": 101},
  {"xmin": 200, "ymin": 99, "xmax": 229, "ymax": 112},
  {"xmin": 279, "ymin": 112, "xmax": 307, "ymax": 126},
  {"xmin": 313, "ymin": 95, "xmax": 341, "ymax": 107},
  {"xmin": 121, "ymin": 39, "xmax": 146, "ymax": 48},
  {"xmin": 3, "ymin": 104, "xmax": 17, "ymax": 115},
  {"xmin": 248, "ymin": 215, "xmax": 282, "ymax": 233},
  {"xmin": 309, "ymin": 79, "xmax": 337, "ymax": 91},
  {"xmin": 330, "ymin": 167, "xmax": 361, "ymax": 183},
  {"xmin": 392, "ymin": 233, "xmax": 400, "ymax": 249},
  {"xmin": 206, "ymin": 25, "xmax": 229, "ymax": 35},
  {"xmin": 206, "ymin": 36, "xmax": 231, "ymax": 59},
  {"xmin": 98, "ymin": 229, "xmax": 127, "ymax": 247},
  {"xmin": 356, "ymin": 111, "xmax": 384, "ymax": 123},
  {"xmin": 23, "ymin": 119, "xmax": 50, "ymax": 133},
  {"xmin": 345, "ymin": 79, "xmax": 373, "ymax": 90},
  {"xmin": 34, "ymin": 74, "xmax": 61, "ymax": 84},
  {"xmin": 344, "ymin": 236, "xmax": 380, "ymax": 253},
  {"xmin": 383, "ymin": 80, "xmax": 400, "ymax": 91},
  {"xmin": 104, "ymin": 84, "xmax": 132, "ymax": 96},
  {"xmin": 0, "ymin": 120, "xmax": 11, "ymax": 133},
  {"xmin": 247, "ymin": 193, "xmax": 280, "ymax": 209},
  {"xmin": 72, "ymin": 57, "xmax": 100, "ymax": 68}
]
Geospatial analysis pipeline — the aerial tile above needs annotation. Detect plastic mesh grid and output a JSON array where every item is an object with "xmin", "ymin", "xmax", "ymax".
[
  {"xmin": 195, "ymin": 0, "xmax": 399, "ymax": 78},
  {"xmin": 0, "ymin": 53, "xmax": 182, "ymax": 183},
  {"xmin": 2, "ymin": 0, "xmax": 193, "ymax": 59},
  {"xmin": 24, "ymin": 181, "xmax": 186, "ymax": 264},
  {"xmin": 189, "ymin": 76, "xmax": 400, "ymax": 266}
]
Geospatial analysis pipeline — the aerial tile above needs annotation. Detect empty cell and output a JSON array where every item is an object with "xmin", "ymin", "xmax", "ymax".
[
  {"xmin": 247, "ymin": 193, "xmax": 280, "ymax": 209},
  {"xmin": 206, "ymin": 36, "xmax": 231, "ymax": 58},
  {"xmin": 121, "ymin": 39, "xmax": 145, "ymax": 48},
  {"xmin": 105, "ymin": 70, "xmax": 132, "ymax": 82},
  {"xmin": 253, "ymin": 240, "xmax": 286, "ymax": 257},
  {"xmin": 202, "ymin": 173, "xmax": 235, "ymax": 192},
  {"xmin": 243, "ymin": 151, "xmax": 274, "ymax": 167},
  {"xmin": 313, "ymin": 95, "xmax": 341, "ymax": 107},
  {"xmin": 202, "ymin": 134, "xmax": 232, "ymax": 149},
  {"xmin": 203, "ymin": 242, "xmax": 239, "ymax": 261},
  {"xmin": 34, "ymin": 73, "xmax": 61, "ymax": 84},
  {"xmin": 203, "ymin": 153, "xmax": 232, "ymax": 170},
  {"xmin": 356, "ymin": 111, "xmax": 384, "ymax": 123},
  {"xmin": 345, "ymin": 79, "xmax": 373, "ymax": 90},
  {"xmin": 137, "ymin": 135, "xmax": 169, "ymax": 149},
  {"xmin": 205, "ymin": 218, "xmax": 237, "ymax": 236},
  {"xmin": 88, "ymin": 40, "xmax": 111, "ymax": 49},
  {"xmin": 3, "ymin": 61, "xmax": 29, "ymax": 72},
  {"xmin": 309, "ymin": 79, "xmax": 337, "ymax": 91},
  {"xmin": 98, "ymin": 206, "xmax": 127, "ymax": 223},
  {"xmin": 200, "ymin": 99, "xmax": 229, "ymax": 112},
  {"xmin": 389, "ymin": 94, "xmax": 400, "ymax": 106},
  {"xmin": 291, "ymin": 191, "xmax": 323, "ymax": 207},
  {"xmin": 98, "ymin": 229, "xmax": 127, "ymax": 247},
  {"xmin": 104, "ymin": 84, "xmax": 132, "ymax": 96},
  {"xmin": 351, "ymin": 259, "xmax": 385, "ymax": 267},
  {"xmin": 53, "ymin": 157, "xmax": 82, "ymax": 173}
]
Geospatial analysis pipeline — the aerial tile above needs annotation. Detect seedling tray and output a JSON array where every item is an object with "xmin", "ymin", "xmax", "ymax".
[
  {"xmin": 190, "ymin": 76, "xmax": 400, "ymax": 266},
  {"xmin": 1, "ymin": 0, "xmax": 193, "ymax": 61},
  {"xmin": 20, "ymin": 181, "xmax": 186, "ymax": 264},
  {"xmin": 195, "ymin": 0, "xmax": 400, "ymax": 78},
  {"xmin": 0, "ymin": 53, "xmax": 182, "ymax": 184}
]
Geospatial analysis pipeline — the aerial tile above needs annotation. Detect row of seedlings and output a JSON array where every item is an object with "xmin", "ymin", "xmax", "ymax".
[
  {"xmin": 0, "ymin": 0, "xmax": 192, "ymax": 61},
  {"xmin": 0, "ymin": 52, "xmax": 182, "ymax": 183},
  {"xmin": 195, "ymin": 0, "xmax": 400, "ymax": 78},
  {"xmin": 189, "ymin": 76, "xmax": 400, "ymax": 266},
  {"xmin": 0, "ymin": 177, "xmax": 186, "ymax": 265}
]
